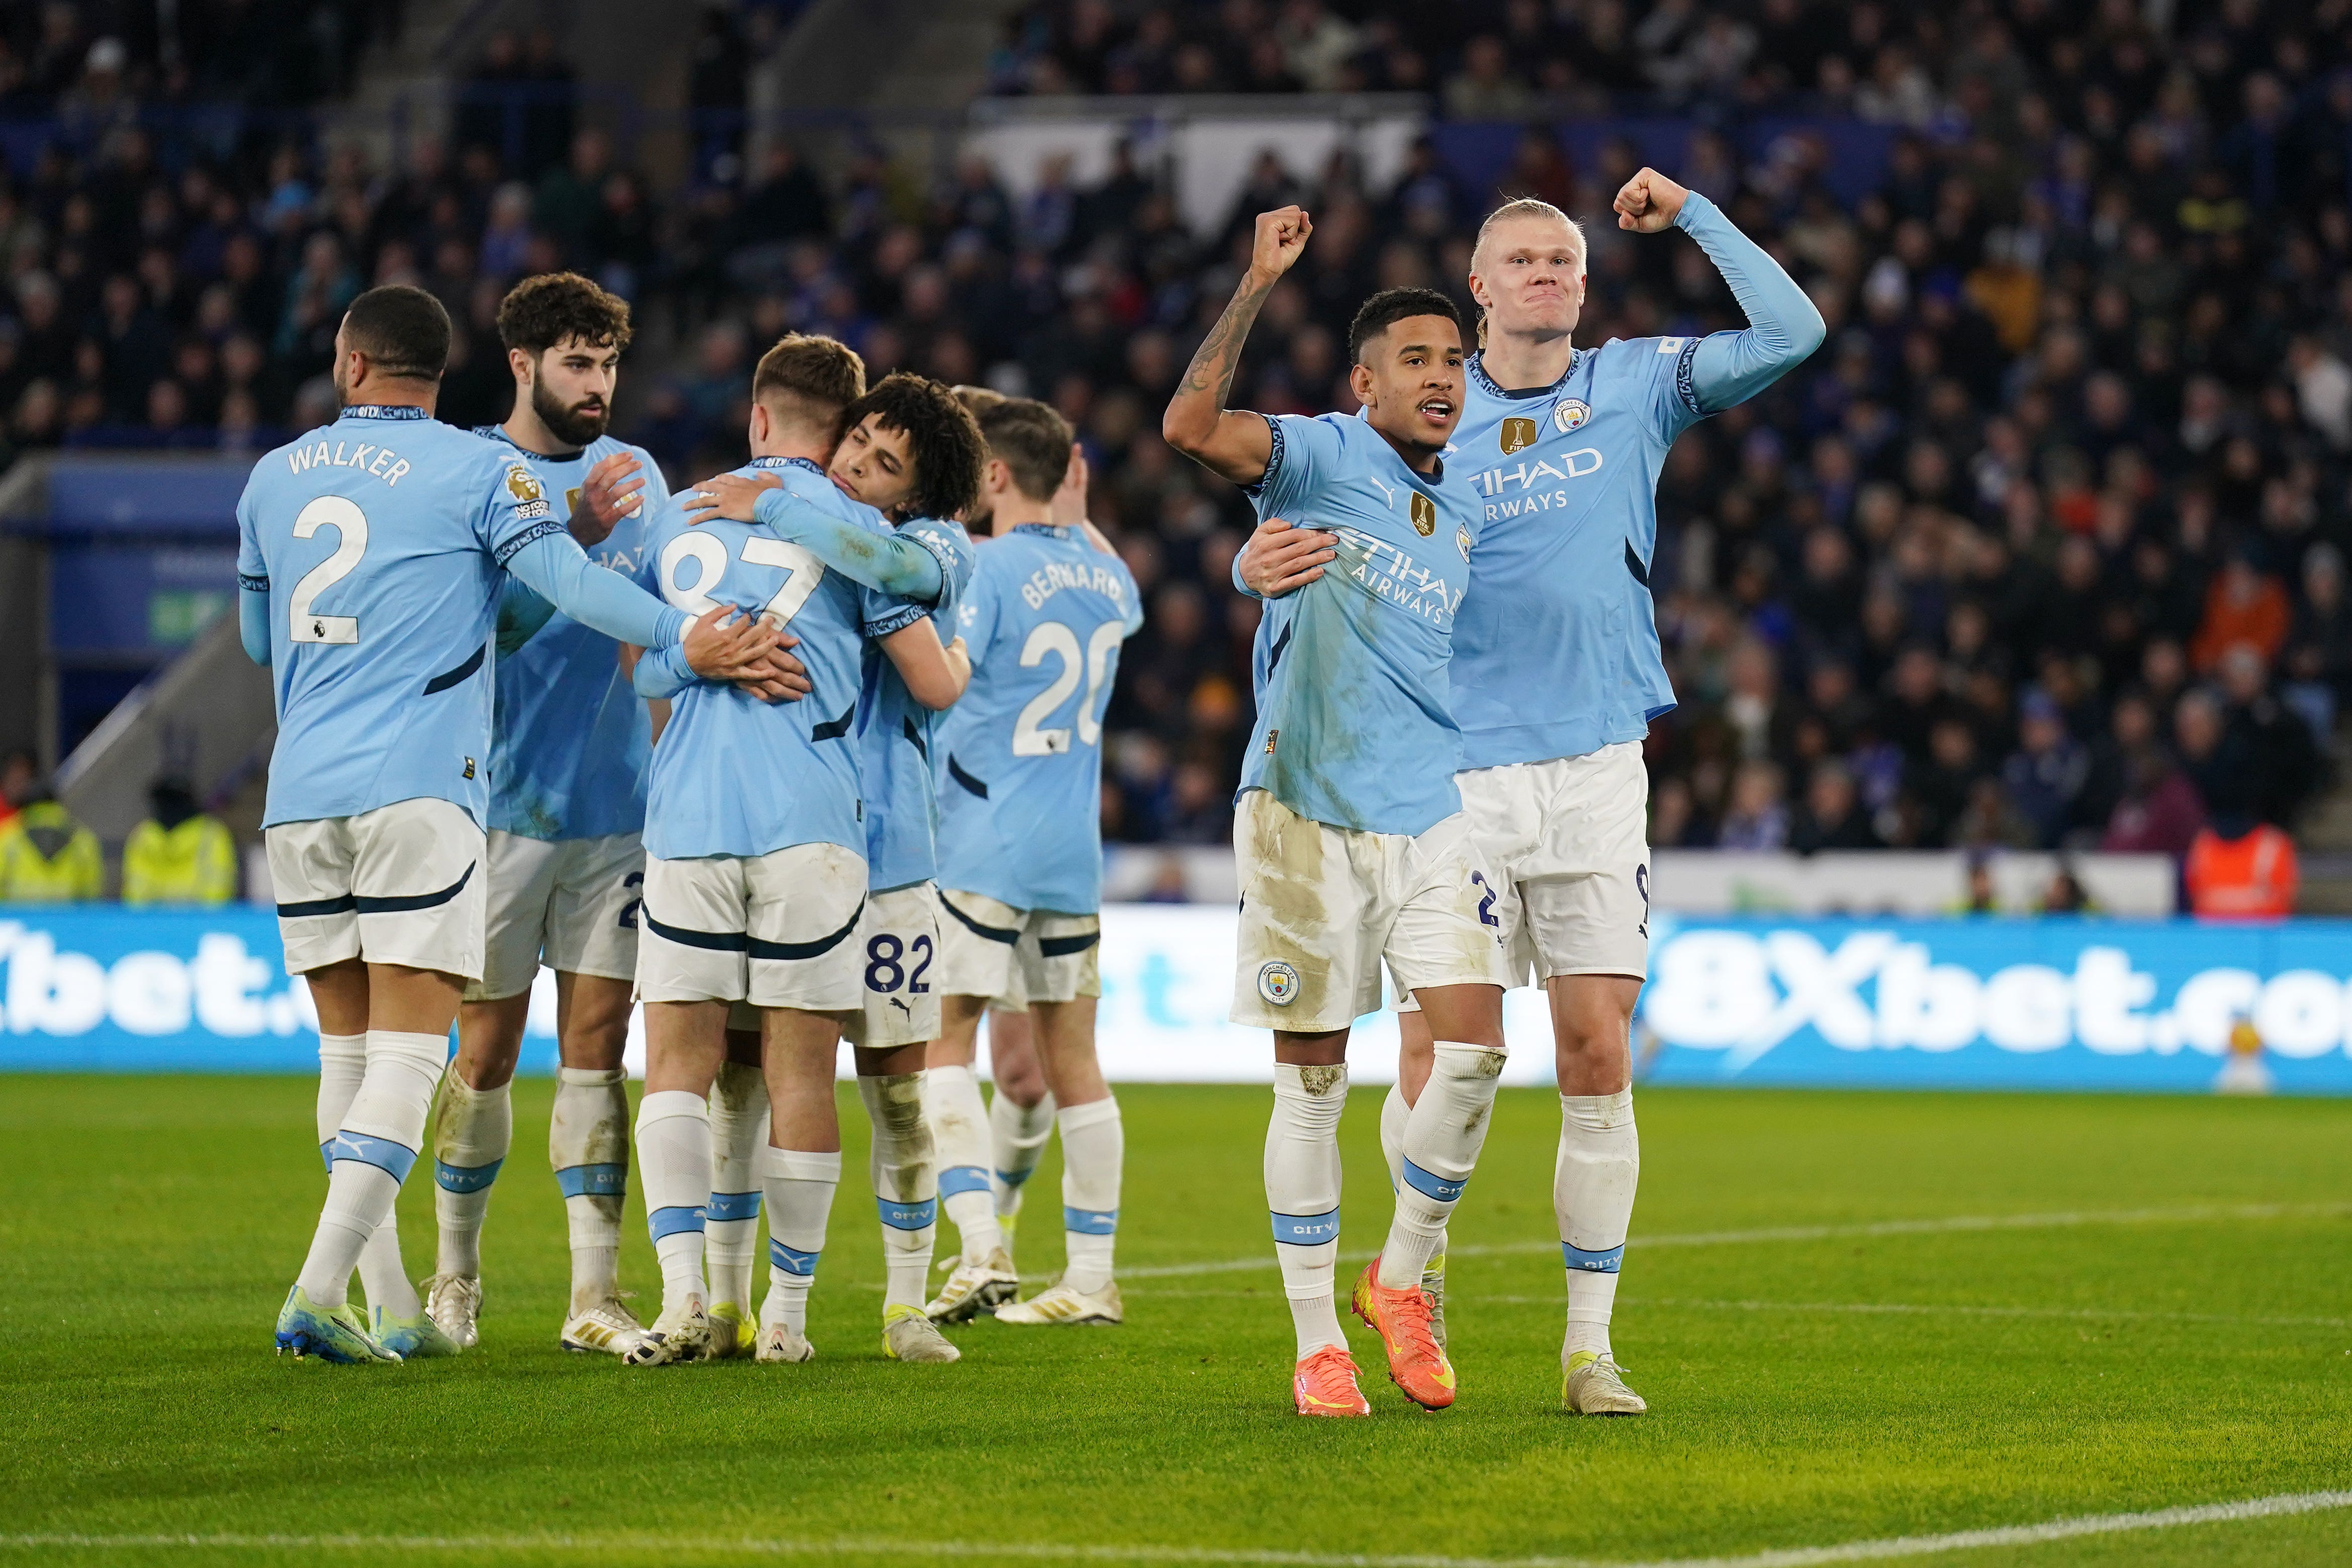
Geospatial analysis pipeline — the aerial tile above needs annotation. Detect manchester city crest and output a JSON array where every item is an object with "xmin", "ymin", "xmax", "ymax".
[
  {"xmin": 1456, "ymin": 525, "xmax": 1473, "ymax": 562},
  {"xmin": 1257, "ymin": 961, "xmax": 1300, "ymax": 1006},
  {"xmin": 1553, "ymin": 398, "xmax": 1591, "ymax": 433}
]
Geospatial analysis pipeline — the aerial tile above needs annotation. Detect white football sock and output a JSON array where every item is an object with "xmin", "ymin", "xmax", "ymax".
[
  {"xmin": 356, "ymin": 1216, "xmax": 420, "ymax": 1318},
  {"xmin": 860, "ymin": 1072, "xmax": 937, "ymax": 1314},
  {"xmin": 1056, "ymin": 1096, "xmax": 1121, "ymax": 1294},
  {"xmin": 314, "ymin": 1032, "xmax": 383, "ymax": 1308},
  {"xmin": 760, "ymin": 1145, "xmax": 839, "ymax": 1336},
  {"xmin": 1265, "ymin": 1062, "xmax": 1348, "ymax": 1357},
  {"xmin": 550, "ymin": 1065, "xmax": 629, "ymax": 1312},
  {"xmin": 1380, "ymin": 1077, "xmax": 1449, "ymax": 1287},
  {"xmin": 924, "ymin": 1063, "xmax": 1001, "ymax": 1263},
  {"xmin": 431, "ymin": 1074, "xmax": 510, "ymax": 1279},
  {"xmin": 1558, "ymin": 1089, "xmax": 1639, "ymax": 1362},
  {"xmin": 1379, "ymin": 1044, "xmax": 1505, "ymax": 1288},
  {"xmin": 705, "ymin": 1060, "xmax": 768, "ymax": 1313},
  {"xmin": 989, "ymin": 1087, "xmax": 1056, "ymax": 1222},
  {"xmin": 296, "ymin": 1030, "xmax": 447, "ymax": 1309},
  {"xmin": 315, "ymin": 1032, "xmax": 366, "ymax": 1161},
  {"xmin": 635, "ymin": 1089, "xmax": 711, "ymax": 1310}
]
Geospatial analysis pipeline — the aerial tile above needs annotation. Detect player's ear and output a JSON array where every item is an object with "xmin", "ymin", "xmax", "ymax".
[{"xmin": 1348, "ymin": 361, "xmax": 1375, "ymax": 408}]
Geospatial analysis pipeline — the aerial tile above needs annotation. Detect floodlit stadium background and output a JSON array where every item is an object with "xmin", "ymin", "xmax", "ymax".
[{"xmin": 5, "ymin": 0, "xmax": 2352, "ymax": 1097}]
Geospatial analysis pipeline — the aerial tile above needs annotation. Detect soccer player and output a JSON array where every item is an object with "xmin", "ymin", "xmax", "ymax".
[
  {"xmin": 1164, "ymin": 209, "xmax": 1510, "ymax": 1417},
  {"xmin": 1235, "ymin": 169, "xmax": 1825, "ymax": 1414},
  {"xmin": 420, "ymin": 271, "xmax": 680, "ymax": 1359},
  {"xmin": 626, "ymin": 351, "xmax": 982, "ymax": 1367},
  {"xmin": 681, "ymin": 368, "xmax": 987, "ymax": 1362},
  {"xmin": 243, "ymin": 284, "xmax": 778, "ymax": 1363},
  {"xmin": 921, "ymin": 397, "xmax": 1142, "ymax": 1328}
]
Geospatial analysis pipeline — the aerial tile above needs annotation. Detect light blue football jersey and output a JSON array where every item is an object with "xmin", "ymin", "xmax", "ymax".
[
  {"xmin": 1238, "ymin": 412, "xmax": 1479, "ymax": 837},
  {"xmin": 236, "ymin": 405, "xmax": 567, "ymax": 828},
  {"xmin": 935, "ymin": 525, "xmax": 1140, "ymax": 913},
  {"xmin": 639, "ymin": 457, "xmax": 868, "ymax": 862},
  {"xmin": 855, "ymin": 515, "xmax": 977, "ymax": 892},
  {"xmin": 1447, "ymin": 342, "xmax": 1694, "ymax": 770},
  {"xmin": 474, "ymin": 426, "xmax": 671, "ymax": 841},
  {"xmin": 1449, "ymin": 191, "xmax": 1822, "ymax": 770}
]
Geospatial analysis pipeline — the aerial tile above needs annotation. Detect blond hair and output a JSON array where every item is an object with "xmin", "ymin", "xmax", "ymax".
[{"xmin": 1469, "ymin": 197, "xmax": 1586, "ymax": 348}]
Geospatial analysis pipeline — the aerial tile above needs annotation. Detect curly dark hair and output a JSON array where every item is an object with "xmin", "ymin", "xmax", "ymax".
[
  {"xmin": 840, "ymin": 372, "xmax": 985, "ymax": 522},
  {"xmin": 495, "ymin": 271, "xmax": 634, "ymax": 356}
]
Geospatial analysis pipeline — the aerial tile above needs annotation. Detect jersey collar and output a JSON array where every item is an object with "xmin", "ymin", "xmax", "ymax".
[
  {"xmin": 476, "ymin": 422, "xmax": 586, "ymax": 461},
  {"xmin": 751, "ymin": 455, "xmax": 826, "ymax": 476},
  {"xmin": 338, "ymin": 404, "xmax": 431, "ymax": 421},
  {"xmin": 1466, "ymin": 348, "xmax": 1581, "ymax": 402},
  {"xmin": 1010, "ymin": 522, "xmax": 1072, "ymax": 538}
]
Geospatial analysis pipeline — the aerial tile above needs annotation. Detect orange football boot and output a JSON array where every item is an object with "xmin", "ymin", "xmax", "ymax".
[
  {"xmin": 1351, "ymin": 1258, "xmax": 1456, "ymax": 1409},
  {"xmin": 1292, "ymin": 1343, "xmax": 1372, "ymax": 1417}
]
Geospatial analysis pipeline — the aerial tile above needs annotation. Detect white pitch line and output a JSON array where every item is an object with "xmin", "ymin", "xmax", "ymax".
[
  {"xmin": 1473, "ymin": 1296, "xmax": 2352, "ymax": 1331},
  {"xmin": 6, "ymin": 1489, "xmax": 2350, "ymax": 1566},
  {"xmin": 1116, "ymin": 1200, "xmax": 2352, "ymax": 1281}
]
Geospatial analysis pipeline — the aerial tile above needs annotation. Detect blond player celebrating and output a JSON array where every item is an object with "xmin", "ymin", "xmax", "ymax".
[{"xmin": 1236, "ymin": 168, "xmax": 1823, "ymax": 1414}]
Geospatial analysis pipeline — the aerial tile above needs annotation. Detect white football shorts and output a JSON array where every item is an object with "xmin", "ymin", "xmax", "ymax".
[
  {"xmin": 936, "ymin": 888, "xmax": 1100, "ymax": 1008},
  {"xmin": 268, "ymin": 797, "xmax": 488, "ymax": 980},
  {"xmin": 1230, "ymin": 788, "xmax": 1508, "ymax": 1033},
  {"xmin": 842, "ymin": 882, "xmax": 944, "ymax": 1050},
  {"xmin": 1403, "ymin": 743, "xmax": 1651, "ymax": 1003},
  {"xmin": 465, "ymin": 829, "xmax": 645, "ymax": 1002},
  {"xmin": 635, "ymin": 842, "xmax": 867, "ymax": 1012}
]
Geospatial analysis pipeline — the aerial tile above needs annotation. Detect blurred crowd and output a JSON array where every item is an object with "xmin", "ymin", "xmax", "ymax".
[{"xmin": 4, "ymin": 0, "xmax": 2351, "ymax": 858}]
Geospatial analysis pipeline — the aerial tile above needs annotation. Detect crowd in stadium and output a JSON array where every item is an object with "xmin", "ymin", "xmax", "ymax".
[{"xmin": 4, "ymin": 0, "xmax": 2351, "ymax": 861}]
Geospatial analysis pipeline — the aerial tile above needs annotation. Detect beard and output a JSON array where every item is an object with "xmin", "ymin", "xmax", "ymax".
[{"xmin": 533, "ymin": 377, "xmax": 609, "ymax": 447}]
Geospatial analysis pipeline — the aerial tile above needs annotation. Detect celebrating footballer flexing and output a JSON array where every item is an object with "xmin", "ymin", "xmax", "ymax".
[
  {"xmin": 1167, "ymin": 205, "xmax": 1511, "ymax": 1419},
  {"xmin": 1235, "ymin": 167, "xmax": 1825, "ymax": 1414}
]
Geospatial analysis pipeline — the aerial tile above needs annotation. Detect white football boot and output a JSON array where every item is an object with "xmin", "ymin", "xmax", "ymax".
[
  {"xmin": 622, "ymin": 1296, "xmax": 712, "ymax": 1366},
  {"xmin": 421, "ymin": 1273, "xmax": 481, "ymax": 1350},
  {"xmin": 1563, "ymin": 1350, "xmax": 1648, "ymax": 1415},
  {"xmin": 925, "ymin": 1247, "xmax": 1020, "ymax": 1323},
  {"xmin": 561, "ymin": 1295, "xmax": 648, "ymax": 1357},
  {"xmin": 994, "ymin": 1278, "xmax": 1123, "ymax": 1326}
]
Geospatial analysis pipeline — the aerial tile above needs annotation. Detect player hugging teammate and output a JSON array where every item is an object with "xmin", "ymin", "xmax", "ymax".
[
  {"xmin": 250, "ymin": 254, "xmax": 1145, "ymax": 1371},
  {"xmin": 1198, "ymin": 171, "xmax": 1822, "ymax": 1415}
]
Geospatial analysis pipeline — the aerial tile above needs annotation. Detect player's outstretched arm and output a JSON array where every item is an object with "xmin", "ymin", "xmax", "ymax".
[
  {"xmin": 1615, "ymin": 168, "xmax": 1826, "ymax": 412},
  {"xmin": 505, "ymin": 529, "xmax": 687, "ymax": 651},
  {"xmin": 1162, "ymin": 207, "xmax": 1311, "ymax": 485},
  {"xmin": 880, "ymin": 617, "xmax": 968, "ymax": 710},
  {"xmin": 237, "ymin": 584, "xmax": 270, "ymax": 667},
  {"xmin": 679, "ymin": 475, "xmax": 949, "ymax": 602}
]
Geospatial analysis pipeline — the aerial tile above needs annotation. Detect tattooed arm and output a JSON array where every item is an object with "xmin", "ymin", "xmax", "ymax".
[{"xmin": 1161, "ymin": 206, "xmax": 1313, "ymax": 485}]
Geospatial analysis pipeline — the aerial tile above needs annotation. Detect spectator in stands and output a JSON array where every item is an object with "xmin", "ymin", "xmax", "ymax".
[
  {"xmin": 0, "ymin": 781, "xmax": 101, "ymax": 901},
  {"xmin": 1790, "ymin": 761, "xmax": 1881, "ymax": 854},
  {"xmin": 121, "ymin": 775, "xmax": 236, "ymax": 905},
  {"xmin": 2002, "ymin": 688, "xmax": 2089, "ymax": 849},
  {"xmin": 1715, "ymin": 760, "xmax": 1789, "ymax": 851}
]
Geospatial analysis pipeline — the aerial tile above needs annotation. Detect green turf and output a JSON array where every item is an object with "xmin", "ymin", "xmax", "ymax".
[{"xmin": 1, "ymin": 1075, "xmax": 2347, "ymax": 1567}]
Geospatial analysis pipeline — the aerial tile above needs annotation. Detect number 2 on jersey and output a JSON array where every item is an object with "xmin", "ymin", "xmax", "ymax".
[
  {"xmin": 289, "ymin": 495, "xmax": 367, "ymax": 643},
  {"xmin": 659, "ymin": 530, "xmax": 824, "ymax": 627},
  {"xmin": 1012, "ymin": 619, "xmax": 1124, "ymax": 756}
]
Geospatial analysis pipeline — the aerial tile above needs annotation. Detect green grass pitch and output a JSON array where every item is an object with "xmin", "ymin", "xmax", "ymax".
[{"xmin": 2, "ymin": 1074, "xmax": 2348, "ymax": 1567}]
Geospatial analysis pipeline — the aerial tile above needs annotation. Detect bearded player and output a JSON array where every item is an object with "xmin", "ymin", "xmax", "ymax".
[
  {"xmin": 1235, "ymin": 168, "xmax": 1823, "ymax": 1414},
  {"xmin": 421, "ymin": 272, "xmax": 706, "ymax": 1358}
]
